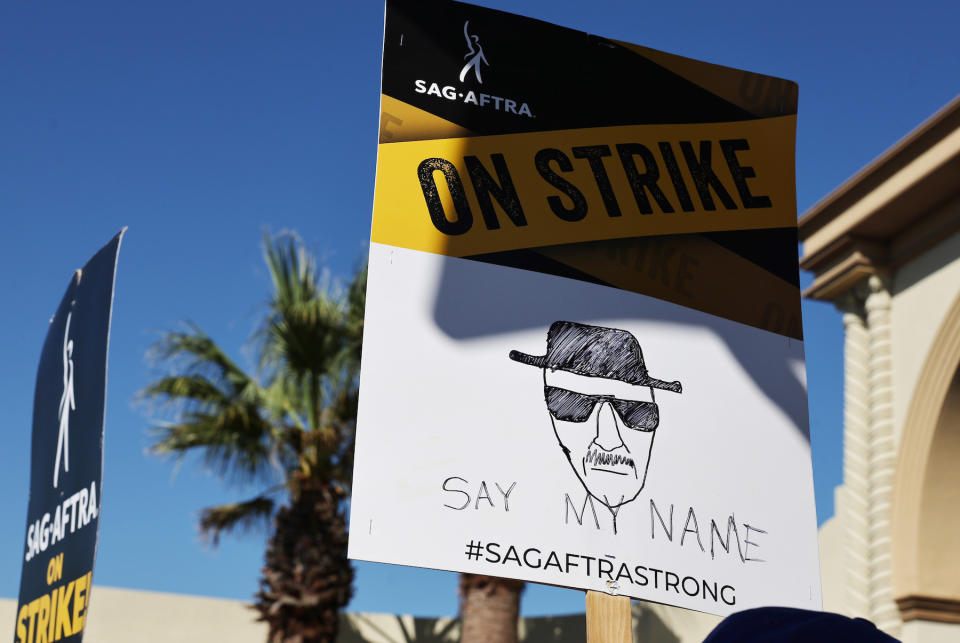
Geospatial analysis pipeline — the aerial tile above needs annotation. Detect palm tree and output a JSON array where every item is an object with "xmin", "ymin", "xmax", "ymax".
[
  {"xmin": 459, "ymin": 575, "xmax": 525, "ymax": 643},
  {"xmin": 142, "ymin": 232, "xmax": 366, "ymax": 643}
]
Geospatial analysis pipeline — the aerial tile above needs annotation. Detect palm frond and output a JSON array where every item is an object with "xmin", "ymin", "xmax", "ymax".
[
  {"xmin": 143, "ymin": 325, "xmax": 287, "ymax": 485},
  {"xmin": 147, "ymin": 324, "xmax": 254, "ymax": 398},
  {"xmin": 198, "ymin": 495, "xmax": 276, "ymax": 545},
  {"xmin": 263, "ymin": 231, "xmax": 321, "ymax": 309},
  {"xmin": 255, "ymin": 233, "xmax": 364, "ymax": 436},
  {"xmin": 263, "ymin": 296, "xmax": 348, "ymax": 376},
  {"xmin": 344, "ymin": 263, "xmax": 367, "ymax": 367},
  {"xmin": 258, "ymin": 233, "xmax": 347, "ymax": 377},
  {"xmin": 150, "ymin": 407, "xmax": 278, "ymax": 484},
  {"xmin": 142, "ymin": 374, "xmax": 228, "ymax": 406}
]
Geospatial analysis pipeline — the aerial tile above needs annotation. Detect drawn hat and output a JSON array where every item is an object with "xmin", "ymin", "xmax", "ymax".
[{"xmin": 509, "ymin": 321, "xmax": 682, "ymax": 393}]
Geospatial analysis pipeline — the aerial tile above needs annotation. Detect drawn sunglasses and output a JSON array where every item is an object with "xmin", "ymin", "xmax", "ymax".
[{"xmin": 544, "ymin": 386, "xmax": 659, "ymax": 431}]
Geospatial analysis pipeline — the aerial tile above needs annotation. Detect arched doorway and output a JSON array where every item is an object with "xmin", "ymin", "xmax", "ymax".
[{"xmin": 892, "ymin": 291, "xmax": 960, "ymax": 624}]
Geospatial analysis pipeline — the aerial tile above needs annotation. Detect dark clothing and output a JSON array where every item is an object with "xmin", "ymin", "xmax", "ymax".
[{"xmin": 704, "ymin": 607, "xmax": 900, "ymax": 642}]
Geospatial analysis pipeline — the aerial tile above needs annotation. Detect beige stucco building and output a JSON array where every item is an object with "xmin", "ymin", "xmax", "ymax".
[{"xmin": 802, "ymin": 95, "xmax": 960, "ymax": 643}]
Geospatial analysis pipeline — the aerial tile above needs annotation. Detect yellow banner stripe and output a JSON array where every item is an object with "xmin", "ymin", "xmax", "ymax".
[
  {"xmin": 372, "ymin": 116, "xmax": 796, "ymax": 257},
  {"xmin": 380, "ymin": 94, "xmax": 475, "ymax": 143}
]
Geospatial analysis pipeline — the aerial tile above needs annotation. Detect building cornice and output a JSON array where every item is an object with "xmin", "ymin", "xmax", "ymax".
[
  {"xmin": 800, "ymin": 94, "xmax": 960, "ymax": 239},
  {"xmin": 799, "ymin": 95, "xmax": 960, "ymax": 300},
  {"xmin": 800, "ymin": 236, "xmax": 887, "ymax": 300},
  {"xmin": 895, "ymin": 595, "xmax": 960, "ymax": 624}
]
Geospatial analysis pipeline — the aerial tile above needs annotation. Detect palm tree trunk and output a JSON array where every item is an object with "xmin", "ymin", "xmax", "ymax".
[
  {"xmin": 255, "ymin": 481, "xmax": 353, "ymax": 643},
  {"xmin": 459, "ymin": 574, "xmax": 525, "ymax": 643}
]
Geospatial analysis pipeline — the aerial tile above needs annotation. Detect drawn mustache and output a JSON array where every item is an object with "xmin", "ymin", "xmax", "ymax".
[{"xmin": 584, "ymin": 448, "xmax": 636, "ymax": 469}]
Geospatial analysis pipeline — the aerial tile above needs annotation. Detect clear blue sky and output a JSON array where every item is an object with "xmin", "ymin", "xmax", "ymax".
[{"xmin": 1, "ymin": 0, "xmax": 957, "ymax": 619}]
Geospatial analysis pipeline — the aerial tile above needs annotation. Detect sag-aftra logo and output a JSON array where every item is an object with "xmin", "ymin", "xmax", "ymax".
[{"xmin": 413, "ymin": 20, "xmax": 535, "ymax": 118}]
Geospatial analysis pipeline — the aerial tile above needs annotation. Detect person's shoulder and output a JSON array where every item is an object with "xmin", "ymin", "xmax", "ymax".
[{"xmin": 704, "ymin": 607, "xmax": 900, "ymax": 642}]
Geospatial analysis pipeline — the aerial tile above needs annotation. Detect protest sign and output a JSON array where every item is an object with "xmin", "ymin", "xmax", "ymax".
[
  {"xmin": 14, "ymin": 231, "xmax": 124, "ymax": 643},
  {"xmin": 349, "ymin": 0, "xmax": 817, "ymax": 617}
]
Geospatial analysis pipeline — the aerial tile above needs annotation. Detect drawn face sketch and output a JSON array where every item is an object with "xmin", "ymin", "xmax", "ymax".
[
  {"xmin": 509, "ymin": 321, "xmax": 682, "ymax": 516},
  {"xmin": 543, "ymin": 368, "xmax": 657, "ymax": 510}
]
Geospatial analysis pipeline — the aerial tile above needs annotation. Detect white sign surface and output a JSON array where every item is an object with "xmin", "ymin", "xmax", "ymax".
[{"xmin": 349, "ymin": 242, "xmax": 821, "ymax": 616}]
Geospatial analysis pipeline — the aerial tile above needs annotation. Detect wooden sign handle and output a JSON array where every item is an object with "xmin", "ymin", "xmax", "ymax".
[{"xmin": 586, "ymin": 590, "xmax": 633, "ymax": 643}]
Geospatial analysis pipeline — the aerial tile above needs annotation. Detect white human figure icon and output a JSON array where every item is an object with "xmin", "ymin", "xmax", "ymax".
[
  {"xmin": 54, "ymin": 312, "xmax": 75, "ymax": 488},
  {"xmin": 459, "ymin": 21, "xmax": 488, "ymax": 84}
]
